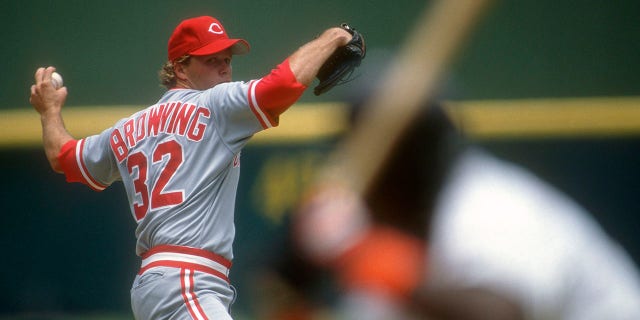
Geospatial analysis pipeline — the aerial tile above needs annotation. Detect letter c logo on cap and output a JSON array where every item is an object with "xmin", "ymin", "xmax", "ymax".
[{"xmin": 208, "ymin": 23, "xmax": 224, "ymax": 34}]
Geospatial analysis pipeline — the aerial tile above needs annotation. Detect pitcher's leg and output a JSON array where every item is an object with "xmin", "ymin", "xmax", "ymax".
[
  {"xmin": 131, "ymin": 266, "xmax": 235, "ymax": 320},
  {"xmin": 179, "ymin": 267, "xmax": 236, "ymax": 319},
  {"xmin": 131, "ymin": 267, "xmax": 185, "ymax": 320}
]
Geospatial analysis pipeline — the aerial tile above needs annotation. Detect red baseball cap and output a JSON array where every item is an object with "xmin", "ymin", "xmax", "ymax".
[{"xmin": 168, "ymin": 16, "xmax": 250, "ymax": 61}]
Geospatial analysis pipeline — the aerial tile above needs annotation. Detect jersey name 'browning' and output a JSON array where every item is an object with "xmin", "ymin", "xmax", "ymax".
[{"xmin": 110, "ymin": 101, "xmax": 211, "ymax": 162}]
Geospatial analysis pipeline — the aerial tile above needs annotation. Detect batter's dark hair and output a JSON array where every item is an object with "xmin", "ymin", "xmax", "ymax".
[
  {"xmin": 351, "ymin": 101, "xmax": 463, "ymax": 238},
  {"xmin": 158, "ymin": 55, "xmax": 191, "ymax": 89}
]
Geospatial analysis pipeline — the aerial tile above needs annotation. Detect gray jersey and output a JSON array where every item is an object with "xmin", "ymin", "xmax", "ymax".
[{"xmin": 77, "ymin": 80, "xmax": 265, "ymax": 260}]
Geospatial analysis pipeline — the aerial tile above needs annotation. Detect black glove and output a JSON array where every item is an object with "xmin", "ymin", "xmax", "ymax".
[{"xmin": 314, "ymin": 23, "xmax": 366, "ymax": 96}]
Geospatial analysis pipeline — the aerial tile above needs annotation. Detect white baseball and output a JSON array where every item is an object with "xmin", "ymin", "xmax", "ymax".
[{"xmin": 51, "ymin": 72, "xmax": 63, "ymax": 89}]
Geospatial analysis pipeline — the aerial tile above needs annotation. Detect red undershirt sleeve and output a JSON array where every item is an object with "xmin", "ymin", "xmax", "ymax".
[
  {"xmin": 57, "ymin": 139, "xmax": 107, "ymax": 191},
  {"xmin": 247, "ymin": 58, "xmax": 307, "ymax": 128}
]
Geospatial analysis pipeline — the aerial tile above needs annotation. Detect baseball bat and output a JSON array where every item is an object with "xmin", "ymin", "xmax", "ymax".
[{"xmin": 317, "ymin": 0, "xmax": 496, "ymax": 196}]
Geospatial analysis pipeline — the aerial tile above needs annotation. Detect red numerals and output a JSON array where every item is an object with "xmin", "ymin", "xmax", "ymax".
[
  {"xmin": 127, "ymin": 152, "xmax": 149, "ymax": 219},
  {"xmin": 127, "ymin": 140, "xmax": 185, "ymax": 221},
  {"xmin": 151, "ymin": 140, "xmax": 184, "ymax": 210}
]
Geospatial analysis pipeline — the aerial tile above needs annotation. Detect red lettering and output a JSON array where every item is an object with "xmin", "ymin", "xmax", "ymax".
[
  {"xmin": 160, "ymin": 102, "xmax": 178, "ymax": 132},
  {"xmin": 166, "ymin": 102, "xmax": 183, "ymax": 134},
  {"xmin": 173, "ymin": 104, "xmax": 196, "ymax": 136},
  {"xmin": 187, "ymin": 107, "xmax": 210, "ymax": 141},
  {"xmin": 147, "ymin": 104, "xmax": 165, "ymax": 137},
  {"xmin": 110, "ymin": 129, "xmax": 128, "ymax": 162},
  {"xmin": 136, "ymin": 113, "xmax": 147, "ymax": 143},
  {"xmin": 123, "ymin": 119, "xmax": 136, "ymax": 148}
]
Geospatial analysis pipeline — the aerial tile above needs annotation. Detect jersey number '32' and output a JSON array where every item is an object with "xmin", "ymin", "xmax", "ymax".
[{"xmin": 127, "ymin": 139, "xmax": 185, "ymax": 221}]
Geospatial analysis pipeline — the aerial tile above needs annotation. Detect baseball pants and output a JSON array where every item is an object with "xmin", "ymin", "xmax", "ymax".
[{"xmin": 130, "ymin": 245, "xmax": 236, "ymax": 320}]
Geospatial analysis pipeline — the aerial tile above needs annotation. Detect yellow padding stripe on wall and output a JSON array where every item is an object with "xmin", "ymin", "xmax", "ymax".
[
  {"xmin": 445, "ymin": 97, "xmax": 640, "ymax": 139},
  {"xmin": 1, "ymin": 96, "xmax": 639, "ymax": 148}
]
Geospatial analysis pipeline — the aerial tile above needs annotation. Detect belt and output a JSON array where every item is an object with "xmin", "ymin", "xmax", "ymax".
[{"xmin": 139, "ymin": 245, "xmax": 232, "ymax": 283}]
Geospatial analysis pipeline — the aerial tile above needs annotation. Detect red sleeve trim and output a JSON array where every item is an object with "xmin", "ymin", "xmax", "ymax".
[
  {"xmin": 248, "ymin": 58, "xmax": 307, "ymax": 128},
  {"xmin": 57, "ymin": 139, "xmax": 107, "ymax": 191}
]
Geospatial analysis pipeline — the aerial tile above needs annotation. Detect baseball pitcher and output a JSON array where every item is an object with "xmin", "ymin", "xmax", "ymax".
[{"xmin": 29, "ymin": 15, "xmax": 364, "ymax": 320}]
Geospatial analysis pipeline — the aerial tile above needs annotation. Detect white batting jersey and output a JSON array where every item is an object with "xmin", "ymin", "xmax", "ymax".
[
  {"xmin": 58, "ymin": 60, "xmax": 306, "ymax": 260},
  {"xmin": 428, "ymin": 148, "xmax": 640, "ymax": 319}
]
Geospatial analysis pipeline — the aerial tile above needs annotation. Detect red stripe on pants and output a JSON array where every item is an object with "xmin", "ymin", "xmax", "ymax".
[{"xmin": 181, "ymin": 268, "xmax": 209, "ymax": 320}]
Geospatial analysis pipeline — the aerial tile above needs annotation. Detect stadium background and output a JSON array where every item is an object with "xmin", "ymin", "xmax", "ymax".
[{"xmin": 1, "ymin": 0, "xmax": 639, "ymax": 318}]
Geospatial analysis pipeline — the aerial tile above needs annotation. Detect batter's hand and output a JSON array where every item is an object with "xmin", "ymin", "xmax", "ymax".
[
  {"xmin": 294, "ymin": 184, "xmax": 371, "ymax": 265},
  {"xmin": 30, "ymin": 66, "xmax": 68, "ymax": 116}
]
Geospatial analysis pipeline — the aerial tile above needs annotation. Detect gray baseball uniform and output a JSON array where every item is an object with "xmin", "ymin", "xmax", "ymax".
[{"xmin": 56, "ymin": 60, "xmax": 306, "ymax": 319}]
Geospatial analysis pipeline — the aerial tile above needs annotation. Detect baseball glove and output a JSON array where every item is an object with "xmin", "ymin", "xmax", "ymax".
[{"xmin": 314, "ymin": 23, "xmax": 366, "ymax": 96}]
